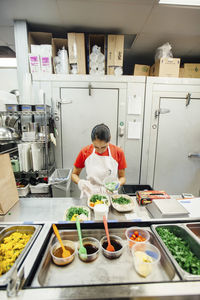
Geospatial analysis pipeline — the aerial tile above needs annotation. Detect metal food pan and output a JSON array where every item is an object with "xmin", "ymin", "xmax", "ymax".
[
  {"xmin": 151, "ymin": 224, "xmax": 200, "ymax": 281},
  {"xmin": 0, "ymin": 225, "xmax": 41, "ymax": 286},
  {"xmin": 31, "ymin": 227, "xmax": 179, "ymax": 288},
  {"xmin": 185, "ymin": 223, "xmax": 200, "ymax": 239}
]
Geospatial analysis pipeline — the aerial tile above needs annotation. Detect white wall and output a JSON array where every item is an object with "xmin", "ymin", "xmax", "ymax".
[{"xmin": 0, "ymin": 68, "xmax": 18, "ymax": 92}]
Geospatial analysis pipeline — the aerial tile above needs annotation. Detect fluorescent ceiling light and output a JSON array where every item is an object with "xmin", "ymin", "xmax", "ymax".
[
  {"xmin": 159, "ymin": 0, "xmax": 200, "ymax": 6},
  {"xmin": 0, "ymin": 58, "xmax": 17, "ymax": 67}
]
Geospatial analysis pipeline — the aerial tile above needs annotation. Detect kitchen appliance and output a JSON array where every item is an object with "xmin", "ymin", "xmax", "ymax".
[{"xmin": 0, "ymin": 127, "xmax": 20, "ymax": 142}]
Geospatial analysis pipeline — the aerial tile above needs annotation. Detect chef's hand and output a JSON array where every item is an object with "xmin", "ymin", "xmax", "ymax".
[{"xmin": 78, "ymin": 179, "xmax": 93, "ymax": 199}]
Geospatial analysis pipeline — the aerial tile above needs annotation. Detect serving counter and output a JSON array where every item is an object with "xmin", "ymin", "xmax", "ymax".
[{"xmin": 0, "ymin": 197, "xmax": 200, "ymax": 300}]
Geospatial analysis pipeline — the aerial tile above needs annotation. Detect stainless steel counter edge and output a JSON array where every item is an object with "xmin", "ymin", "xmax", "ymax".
[{"xmin": 1, "ymin": 282, "xmax": 200, "ymax": 300}]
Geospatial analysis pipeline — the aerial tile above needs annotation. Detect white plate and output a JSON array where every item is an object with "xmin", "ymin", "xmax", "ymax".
[
  {"xmin": 88, "ymin": 194, "xmax": 110, "ymax": 210},
  {"xmin": 111, "ymin": 194, "xmax": 134, "ymax": 212},
  {"xmin": 64, "ymin": 206, "xmax": 91, "ymax": 221}
]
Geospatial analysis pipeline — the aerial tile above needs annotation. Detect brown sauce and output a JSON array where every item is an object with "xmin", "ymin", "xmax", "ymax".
[
  {"xmin": 102, "ymin": 239, "xmax": 122, "ymax": 251},
  {"xmin": 83, "ymin": 243, "xmax": 98, "ymax": 254},
  {"xmin": 53, "ymin": 246, "xmax": 73, "ymax": 258}
]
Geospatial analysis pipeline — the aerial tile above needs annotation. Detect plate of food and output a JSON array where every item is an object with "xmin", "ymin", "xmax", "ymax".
[
  {"xmin": 64, "ymin": 206, "xmax": 91, "ymax": 221},
  {"xmin": 88, "ymin": 194, "xmax": 110, "ymax": 210},
  {"xmin": 111, "ymin": 194, "xmax": 134, "ymax": 212}
]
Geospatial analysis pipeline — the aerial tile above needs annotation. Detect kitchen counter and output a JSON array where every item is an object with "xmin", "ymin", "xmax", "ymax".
[
  {"xmin": 0, "ymin": 197, "xmax": 200, "ymax": 300},
  {"xmin": 0, "ymin": 196, "xmax": 151, "ymax": 223}
]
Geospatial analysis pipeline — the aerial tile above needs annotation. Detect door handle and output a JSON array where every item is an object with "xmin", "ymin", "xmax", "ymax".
[
  {"xmin": 188, "ymin": 153, "xmax": 200, "ymax": 158},
  {"xmin": 155, "ymin": 108, "xmax": 170, "ymax": 118}
]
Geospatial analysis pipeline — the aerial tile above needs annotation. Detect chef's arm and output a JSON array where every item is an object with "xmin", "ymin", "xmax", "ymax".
[
  {"xmin": 71, "ymin": 167, "xmax": 82, "ymax": 184},
  {"xmin": 118, "ymin": 169, "xmax": 126, "ymax": 186}
]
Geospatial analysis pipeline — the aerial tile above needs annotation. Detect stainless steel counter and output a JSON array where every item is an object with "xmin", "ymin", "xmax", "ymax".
[
  {"xmin": 0, "ymin": 197, "xmax": 200, "ymax": 300},
  {"xmin": 0, "ymin": 197, "xmax": 151, "ymax": 222}
]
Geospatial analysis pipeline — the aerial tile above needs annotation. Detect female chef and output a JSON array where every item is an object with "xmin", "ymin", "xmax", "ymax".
[{"xmin": 71, "ymin": 123, "xmax": 127, "ymax": 198}]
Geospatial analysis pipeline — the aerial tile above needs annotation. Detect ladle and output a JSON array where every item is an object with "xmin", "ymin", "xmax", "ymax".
[
  {"xmin": 103, "ymin": 215, "xmax": 115, "ymax": 252},
  {"xmin": 52, "ymin": 224, "xmax": 71, "ymax": 258}
]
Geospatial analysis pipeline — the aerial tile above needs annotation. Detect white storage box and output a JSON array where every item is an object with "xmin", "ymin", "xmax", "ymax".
[
  {"xmin": 30, "ymin": 183, "xmax": 49, "ymax": 194},
  {"xmin": 17, "ymin": 184, "xmax": 30, "ymax": 197}
]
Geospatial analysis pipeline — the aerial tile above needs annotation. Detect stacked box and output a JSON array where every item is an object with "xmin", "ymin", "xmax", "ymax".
[
  {"xmin": 134, "ymin": 64, "xmax": 150, "ymax": 76},
  {"xmin": 151, "ymin": 58, "xmax": 180, "ymax": 77},
  {"xmin": 67, "ymin": 33, "xmax": 86, "ymax": 74},
  {"xmin": 107, "ymin": 35, "xmax": 124, "ymax": 75},
  {"xmin": 184, "ymin": 64, "xmax": 200, "ymax": 78}
]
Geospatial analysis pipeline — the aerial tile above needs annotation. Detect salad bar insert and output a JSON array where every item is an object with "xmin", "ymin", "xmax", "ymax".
[{"xmin": 30, "ymin": 226, "xmax": 178, "ymax": 288}]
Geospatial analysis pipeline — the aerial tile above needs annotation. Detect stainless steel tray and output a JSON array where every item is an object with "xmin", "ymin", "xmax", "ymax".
[
  {"xmin": 186, "ymin": 222, "xmax": 200, "ymax": 239},
  {"xmin": 31, "ymin": 227, "xmax": 179, "ymax": 287},
  {"xmin": 151, "ymin": 224, "xmax": 200, "ymax": 281},
  {"xmin": 0, "ymin": 225, "xmax": 41, "ymax": 286}
]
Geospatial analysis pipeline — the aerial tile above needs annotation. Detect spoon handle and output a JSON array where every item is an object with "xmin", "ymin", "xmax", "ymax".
[
  {"xmin": 52, "ymin": 224, "xmax": 65, "ymax": 252},
  {"xmin": 76, "ymin": 219, "xmax": 83, "ymax": 247},
  {"xmin": 103, "ymin": 215, "xmax": 111, "ymax": 245}
]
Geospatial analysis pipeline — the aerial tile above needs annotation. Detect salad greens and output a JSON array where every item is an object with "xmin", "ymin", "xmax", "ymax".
[
  {"xmin": 156, "ymin": 227, "xmax": 200, "ymax": 275},
  {"xmin": 112, "ymin": 196, "xmax": 131, "ymax": 205},
  {"xmin": 66, "ymin": 207, "xmax": 89, "ymax": 221},
  {"xmin": 105, "ymin": 182, "xmax": 118, "ymax": 192},
  {"xmin": 90, "ymin": 194, "xmax": 107, "ymax": 203}
]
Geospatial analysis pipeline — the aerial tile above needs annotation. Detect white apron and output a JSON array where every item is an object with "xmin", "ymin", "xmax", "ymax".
[{"xmin": 85, "ymin": 145, "xmax": 118, "ymax": 186}]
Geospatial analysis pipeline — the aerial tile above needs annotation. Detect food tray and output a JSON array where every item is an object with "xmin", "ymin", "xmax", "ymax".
[
  {"xmin": 186, "ymin": 223, "xmax": 200, "ymax": 239},
  {"xmin": 64, "ymin": 206, "xmax": 91, "ymax": 221},
  {"xmin": 151, "ymin": 224, "xmax": 200, "ymax": 281},
  {"xmin": 30, "ymin": 226, "xmax": 179, "ymax": 288},
  {"xmin": 0, "ymin": 225, "xmax": 41, "ymax": 286},
  {"xmin": 111, "ymin": 194, "xmax": 134, "ymax": 212},
  {"xmin": 88, "ymin": 194, "xmax": 110, "ymax": 210}
]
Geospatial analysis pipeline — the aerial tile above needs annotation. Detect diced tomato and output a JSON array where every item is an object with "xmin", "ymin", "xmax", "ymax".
[
  {"xmin": 134, "ymin": 231, "xmax": 139, "ymax": 237},
  {"xmin": 90, "ymin": 202, "xmax": 94, "ymax": 207}
]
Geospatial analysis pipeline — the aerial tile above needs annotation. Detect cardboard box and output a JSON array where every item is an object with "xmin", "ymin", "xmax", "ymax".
[
  {"xmin": 67, "ymin": 33, "xmax": 86, "ymax": 74},
  {"xmin": 150, "ymin": 64, "xmax": 155, "ymax": 76},
  {"xmin": 136, "ymin": 190, "xmax": 170, "ymax": 206},
  {"xmin": 89, "ymin": 34, "xmax": 106, "ymax": 74},
  {"xmin": 184, "ymin": 63, "xmax": 200, "ymax": 78},
  {"xmin": 154, "ymin": 58, "xmax": 180, "ymax": 77},
  {"xmin": 52, "ymin": 38, "xmax": 68, "ymax": 73},
  {"xmin": 134, "ymin": 64, "xmax": 150, "ymax": 76},
  {"xmin": 28, "ymin": 32, "xmax": 52, "ymax": 53},
  {"xmin": 107, "ymin": 35, "xmax": 124, "ymax": 67},
  {"xmin": 179, "ymin": 67, "xmax": 185, "ymax": 78}
]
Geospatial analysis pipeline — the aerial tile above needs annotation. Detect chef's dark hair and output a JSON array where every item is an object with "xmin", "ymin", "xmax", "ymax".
[{"xmin": 91, "ymin": 124, "xmax": 111, "ymax": 142}]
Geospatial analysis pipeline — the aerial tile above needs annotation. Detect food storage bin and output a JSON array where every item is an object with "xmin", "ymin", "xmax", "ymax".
[
  {"xmin": 30, "ymin": 183, "xmax": 49, "ymax": 194},
  {"xmin": 100, "ymin": 234, "xmax": 124, "ymax": 259},
  {"xmin": 125, "ymin": 227, "xmax": 150, "ymax": 248},
  {"xmin": 17, "ymin": 184, "xmax": 30, "ymax": 197}
]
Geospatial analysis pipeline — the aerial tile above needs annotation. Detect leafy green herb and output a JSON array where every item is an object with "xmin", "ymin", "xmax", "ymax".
[
  {"xmin": 156, "ymin": 227, "xmax": 200, "ymax": 275},
  {"xmin": 90, "ymin": 194, "xmax": 107, "ymax": 203},
  {"xmin": 105, "ymin": 182, "xmax": 117, "ymax": 192},
  {"xmin": 66, "ymin": 207, "xmax": 89, "ymax": 221},
  {"xmin": 112, "ymin": 197, "xmax": 131, "ymax": 205}
]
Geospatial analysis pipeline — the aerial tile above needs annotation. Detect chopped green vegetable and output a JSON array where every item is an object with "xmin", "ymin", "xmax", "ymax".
[
  {"xmin": 156, "ymin": 227, "xmax": 200, "ymax": 275},
  {"xmin": 105, "ymin": 182, "xmax": 118, "ymax": 192},
  {"xmin": 112, "ymin": 196, "xmax": 131, "ymax": 205},
  {"xmin": 66, "ymin": 207, "xmax": 89, "ymax": 221},
  {"xmin": 90, "ymin": 194, "xmax": 107, "ymax": 203}
]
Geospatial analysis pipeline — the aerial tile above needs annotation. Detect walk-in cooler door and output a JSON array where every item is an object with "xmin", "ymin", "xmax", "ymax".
[
  {"xmin": 60, "ymin": 87, "xmax": 121, "ymax": 168},
  {"xmin": 152, "ymin": 97, "xmax": 200, "ymax": 196}
]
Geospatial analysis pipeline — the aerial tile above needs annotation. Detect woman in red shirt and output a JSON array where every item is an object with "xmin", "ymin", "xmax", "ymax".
[{"xmin": 71, "ymin": 124, "xmax": 127, "ymax": 198}]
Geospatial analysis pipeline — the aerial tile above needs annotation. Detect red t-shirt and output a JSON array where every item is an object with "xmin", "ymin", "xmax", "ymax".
[{"xmin": 74, "ymin": 143, "xmax": 127, "ymax": 170}]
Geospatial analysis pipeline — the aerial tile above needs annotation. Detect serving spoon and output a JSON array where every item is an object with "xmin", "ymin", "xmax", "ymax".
[
  {"xmin": 52, "ymin": 224, "xmax": 71, "ymax": 258},
  {"xmin": 103, "ymin": 215, "xmax": 115, "ymax": 252},
  {"xmin": 76, "ymin": 219, "xmax": 87, "ymax": 260}
]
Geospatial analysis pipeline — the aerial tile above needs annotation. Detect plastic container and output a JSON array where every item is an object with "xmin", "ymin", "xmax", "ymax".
[
  {"xmin": 30, "ymin": 183, "xmax": 49, "ymax": 194},
  {"xmin": 125, "ymin": 227, "xmax": 150, "ymax": 248},
  {"xmin": 121, "ymin": 185, "xmax": 153, "ymax": 196},
  {"xmin": 17, "ymin": 184, "xmax": 30, "ymax": 197},
  {"xmin": 77, "ymin": 237, "xmax": 100, "ymax": 262},
  {"xmin": 100, "ymin": 235, "xmax": 124, "ymax": 259},
  {"xmin": 94, "ymin": 204, "xmax": 109, "ymax": 220},
  {"xmin": 131, "ymin": 243, "xmax": 161, "ymax": 277},
  {"xmin": 49, "ymin": 168, "xmax": 72, "ymax": 197},
  {"xmin": 50, "ymin": 240, "xmax": 76, "ymax": 266}
]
